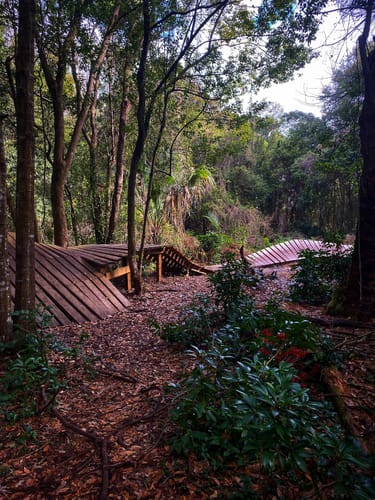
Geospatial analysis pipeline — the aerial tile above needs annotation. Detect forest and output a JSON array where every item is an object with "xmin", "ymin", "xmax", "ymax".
[{"xmin": 0, "ymin": 0, "xmax": 375, "ymax": 498}]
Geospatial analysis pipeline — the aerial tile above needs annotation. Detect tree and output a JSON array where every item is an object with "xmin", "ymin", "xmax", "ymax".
[
  {"xmin": 126, "ymin": 0, "xmax": 329, "ymax": 293},
  {"xmin": 319, "ymin": 53, "xmax": 362, "ymax": 234},
  {"xmin": 127, "ymin": 0, "xmax": 233, "ymax": 293},
  {"xmin": 36, "ymin": 0, "xmax": 121, "ymax": 246},
  {"xmin": 14, "ymin": 0, "xmax": 35, "ymax": 333},
  {"xmin": 0, "ymin": 114, "xmax": 10, "ymax": 341},
  {"xmin": 344, "ymin": 0, "xmax": 375, "ymax": 317},
  {"xmin": 106, "ymin": 60, "xmax": 133, "ymax": 244}
]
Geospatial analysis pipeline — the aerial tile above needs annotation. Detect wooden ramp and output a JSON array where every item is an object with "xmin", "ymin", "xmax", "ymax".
[
  {"xmin": 68, "ymin": 243, "xmax": 213, "ymax": 282},
  {"xmin": 6, "ymin": 237, "xmax": 214, "ymax": 327},
  {"xmin": 246, "ymin": 239, "xmax": 352, "ymax": 268},
  {"xmin": 7, "ymin": 234, "xmax": 130, "ymax": 327},
  {"xmin": 9, "ymin": 237, "xmax": 345, "ymax": 327}
]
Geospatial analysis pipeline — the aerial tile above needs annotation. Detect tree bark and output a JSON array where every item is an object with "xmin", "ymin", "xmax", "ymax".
[
  {"xmin": 345, "ymin": 0, "xmax": 375, "ymax": 318},
  {"xmin": 127, "ymin": 0, "xmax": 151, "ymax": 294},
  {"xmin": 14, "ymin": 0, "xmax": 36, "ymax": 333},
  {"xmin": 0, "ymin": 114, "xmax": 11, "ymax": 341},
  {"xmin": 106, "ymin": 64, "xmax": 132, "ymax": 244}
]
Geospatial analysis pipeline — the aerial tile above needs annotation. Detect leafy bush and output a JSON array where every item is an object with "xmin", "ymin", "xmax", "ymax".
[
  {"xmin": 0, "ymin": 308, "xmax": 85, "ymax": 422},
  {"xmin": 162, "ymin": 256, "xmax": 372, "ymax": 497},
  {"xmin": 289, "ymin": 246, "xmax": 352, "ymax": 305},
  {"xmin": 208, "ymin": 253, "xmax": 261, "ymax": 315},
  {"xmin": 153, "ymin": 254, "xmax": 261, "ymax": 348},
  {"xmin": 151, "ymin": 294, "xmax": 216, "ymax": 348}
]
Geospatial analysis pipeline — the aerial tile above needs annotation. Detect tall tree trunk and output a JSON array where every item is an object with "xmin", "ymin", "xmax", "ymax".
[
  {"xmin": 106, "ymin": 64, "xmax": 132, "ymax": 243},
  {"xmin": 81, "ymin": 77, "xmax": 106, "ymax": 243},
  {"xmin": 127, "ymin": 0, "xmax": 151, "ymax": 294},
  {"xmin": 0, "ymin": 114, "xmax": 11, "ymax": 341},
  {"xmin": 345, "ymin": 1, "xmax": 375, "ymax": 318},
  {"xmin": 65, "ymin": 184, "xmax": 79, "ymax": 245},
  {"xmin": 139, "ymin": 89, "xmax": 169, "ymax": 271},
  {"xmin": 14, "ymin": 0, "xmax": 35, "ymax": 333},
  {"xmin": 89, "ymin": 93, "xmax": 106, "ymax": 244}
]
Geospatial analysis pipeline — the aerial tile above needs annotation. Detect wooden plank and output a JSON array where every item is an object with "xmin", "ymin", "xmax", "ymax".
[
  {"xmin": 34, "ymin": 255, "xmax": 93, "ymax": 323},
  {"xmin": 37, "ymin": 250, "xmax": 110, "ymax": 319},
  {"xmin": 104, "ymin": 265, "xmax": 131, "ymax": 280},
  {"xmin": 42, "ymin": 245, "xmax": 129, "ymax": 310},
  {"xmin": 247, "ymin": 240, "xmax": 352, "ymax": 268},
  {"xmin": 7, "ymin": 236, "xmax": 129, "ymax": 326},
  {"xmin": 7, "ymin": 238, "xmax": 69, "ymax": 325}
]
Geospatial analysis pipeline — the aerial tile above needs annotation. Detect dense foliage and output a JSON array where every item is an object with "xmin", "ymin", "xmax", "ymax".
[
  {"xmin": 0, "ymin": 0, "xmax": 361, "ymax": 260},
  {"xmin": 289, "ymin": 245, "xmax": 353, "ymax": 305},
  {"xmin": 155, "ymin": 259, "xmax": 373, "ymax": 498}
]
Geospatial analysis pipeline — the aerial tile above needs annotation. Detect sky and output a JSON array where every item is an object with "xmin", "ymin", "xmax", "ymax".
[{"xmin": 255, "ymin": 4, "xmax": 361, "ymax": 116}]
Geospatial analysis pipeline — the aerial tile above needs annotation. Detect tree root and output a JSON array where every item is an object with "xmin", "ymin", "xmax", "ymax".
[{"xmin": 41, "ymin": 388, "xmax": 110, "ymax": 499}]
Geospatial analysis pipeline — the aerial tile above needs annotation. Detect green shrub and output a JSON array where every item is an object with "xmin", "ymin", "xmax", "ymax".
[
  {"xmin": 0, "ymin": 308, "xmax": 86, "ymax": 422},
  {"xmin": 289, "ymin": 247, "xmax": 352, "ymax": 305},
  {"xmin": 208, "ymin": 253, "xmax": 261, "ymax": 315},
  {"xmin": 162, "ymin": 257, "xmax": 372, "ymax": 497},
  {"xmin": 151, "ymin": 294, "xmax": 216, "ymax": 348},
  {"xmin": 153, "ymin": 254, "xmax": 261, "ymax": 348}
]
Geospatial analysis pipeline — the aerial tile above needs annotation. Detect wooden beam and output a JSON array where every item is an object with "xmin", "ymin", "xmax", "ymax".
[{"xmin": 104, "ymin": 265, "xmax": 131, "ymax": 280}]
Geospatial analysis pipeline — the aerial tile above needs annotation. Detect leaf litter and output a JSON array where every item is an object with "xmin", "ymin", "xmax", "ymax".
[{"xmin": 0, "ymin": 270, "xmax": 374, "ymax": 498}]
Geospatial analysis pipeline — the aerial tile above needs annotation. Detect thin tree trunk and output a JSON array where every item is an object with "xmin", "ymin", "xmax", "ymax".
[
  {"xmin": 127, "ymin": 0, "xmax": 151, "ymax": 294},
  {"xmin": 65, "ymin": 184, "xmax": 79, "ymax": 245},
  {"xmin": 82, "ymin": 79, "xmax": 106, "ymax": 243},
  {"xmin": 14, "ymin": 0, "xmax": 36, "ymax": 334},
  {"xmin": 6, "ymin": 187, "xmax": 15, "ymax": 226},
  {"xmin": 139, "ymin": 90, "xmax": 169, "ymax": 271},
  {"xmin": 0, "ymin": 114, "xmax": 11, "ymax": 341},
  {"xmin": 106, "ymin": 64, "xmax": 132, "ymax": 243}
]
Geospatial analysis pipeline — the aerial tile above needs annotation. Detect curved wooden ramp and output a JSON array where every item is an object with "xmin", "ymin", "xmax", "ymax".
[
  {"xmin": 6, "ymin": 237, "xmax": 214, "ymax": 327},
  {"xmin": 7, "ymin": 234, "xmax": 130, "ymax": 327},
  {"xmin": 9, "ymin": 236, "xmax": 344, "ymax": 327},
  {"xmin": 68, "ymin": 243, "xmax": 213, "ymax": 281},
  {"xmin": 246, "ymin": 239, "xmax": 352, "ymax": 268}
]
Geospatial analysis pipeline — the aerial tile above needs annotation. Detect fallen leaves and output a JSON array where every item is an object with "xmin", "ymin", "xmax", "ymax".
[{"xmin": 0, "ymin": 273, "xmax": 374, "ymax": 498}]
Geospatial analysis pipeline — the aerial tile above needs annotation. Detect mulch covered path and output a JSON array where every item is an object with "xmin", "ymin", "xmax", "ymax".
[{"xmin": 0, "ymin": 270, "xmax": 374, "ymax": 499}]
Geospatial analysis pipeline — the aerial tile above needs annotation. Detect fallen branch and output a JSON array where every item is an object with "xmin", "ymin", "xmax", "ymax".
[
  {"xmin": 332, "ymin": 331, "xmax": 375, "ymax": 351},
  {"xmin": 322, "ymin": 367, "xmax": 370, "ymax": 453},
  {"xmin": 115, "ymin": 405, "xmax": 165, "ymax": 432},
  {"xmin": 96, "ymin": 368, "xmax": 138, "ymax": 384},
  {"xmin": 304, "ymin": 315, "xmax": 375, "ymax": 329},
  {"xmin": 100, "ymin": 438, "xmax": 110, "ymax": 500},
  {"xmin": 36, "ymin": 388, "xmax": 59, "ymax": 415}
]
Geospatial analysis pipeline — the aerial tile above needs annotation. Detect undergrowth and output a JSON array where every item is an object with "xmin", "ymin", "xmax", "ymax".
[
  {"xmin": 156, "ymin": 256, "xmax": 374, "ymax": 498},
  {"xmin": 289, "ymin": 244, "xmax": 352, "ymax": 306},
  {"xmin": 0, "ymin": 308, "xmax": 87, "ymax": 424}
]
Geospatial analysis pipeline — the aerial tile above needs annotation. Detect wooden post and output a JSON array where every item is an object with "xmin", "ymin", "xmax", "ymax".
[
  {"xmin": 126, "ymin": 271, "xmax": 132, "ymax": 290},
  {"xmin": 156, "ymin": 253, "xmax": 162, "ymax": 282}
]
